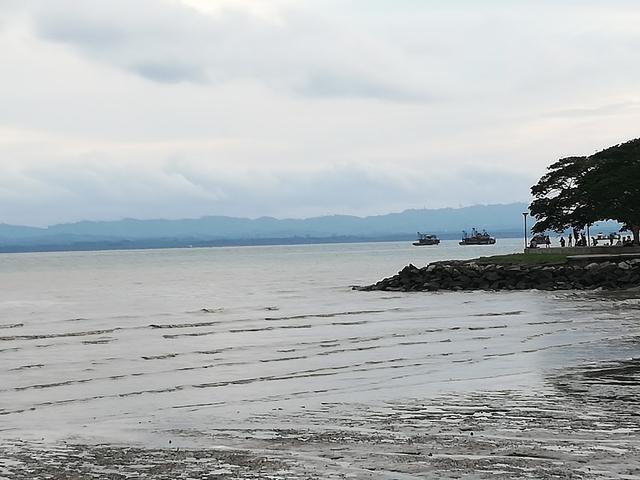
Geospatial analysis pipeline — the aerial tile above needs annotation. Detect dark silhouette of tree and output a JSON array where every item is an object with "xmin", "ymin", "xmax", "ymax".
[
  {"xmin": 585, "ymin": 140, "xmax": 640, "ymax": 244},
  {"xmin": 530, "ymin": 156, "xmax": 596, "ymax": 233},
  {"xmin": 530, "ymin": 138, "xmax": 640, "ymax": 244}
]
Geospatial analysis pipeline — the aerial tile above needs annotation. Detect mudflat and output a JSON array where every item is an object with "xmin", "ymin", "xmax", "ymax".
[{"xmin": 3, "ymin": 363, "xmax": 640, "ymax": 479}]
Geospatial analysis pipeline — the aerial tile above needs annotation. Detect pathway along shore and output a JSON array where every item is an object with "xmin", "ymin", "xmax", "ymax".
[{"xmin": 357, "ymin": 256, "xmax": 640, "ymax": 292}]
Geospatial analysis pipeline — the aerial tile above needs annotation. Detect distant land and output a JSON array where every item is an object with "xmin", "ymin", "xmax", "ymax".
[{"xmin": 0, "ymin": 203, "xmax": 619, "ymax": 253}]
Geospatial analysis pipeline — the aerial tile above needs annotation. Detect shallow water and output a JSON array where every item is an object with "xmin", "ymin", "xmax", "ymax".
[{"xmin": 1, "ymin": 239, "xmax": 640, "ymax": 477}]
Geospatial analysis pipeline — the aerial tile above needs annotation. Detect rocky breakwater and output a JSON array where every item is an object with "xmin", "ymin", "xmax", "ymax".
[{"xmin": 358, "ymin": 258, "xmax": 640, "ymax": 292}]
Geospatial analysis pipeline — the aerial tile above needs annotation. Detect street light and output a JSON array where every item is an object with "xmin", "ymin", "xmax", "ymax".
[{"xmin": 522, "ymin": 212, "xmax": 529, "ymax": 250}]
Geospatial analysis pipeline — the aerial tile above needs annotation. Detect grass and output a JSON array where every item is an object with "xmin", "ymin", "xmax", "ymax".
[{"xmin": 473, "ymin": 253, "xmax": 568, "ymax": 265}]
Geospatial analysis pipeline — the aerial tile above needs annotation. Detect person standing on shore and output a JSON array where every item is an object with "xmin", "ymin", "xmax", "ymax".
[
  {"xmin": 568, "ymin": 233, "xmax": 573, "ymax": 246},
  {"xmin": 560, "ymin": 237, "xmax": 566, "ymax": 247}
]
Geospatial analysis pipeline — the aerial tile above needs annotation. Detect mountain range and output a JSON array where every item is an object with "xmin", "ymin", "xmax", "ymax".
[{"xmin": 0, "ymin": 203, "xmax": 533, "ymax": 252}]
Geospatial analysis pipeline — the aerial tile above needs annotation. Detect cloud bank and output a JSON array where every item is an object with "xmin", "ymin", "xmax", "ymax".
[{"xmin": 1, "ymin": 0, "xmax": 639, "ymax": 225}]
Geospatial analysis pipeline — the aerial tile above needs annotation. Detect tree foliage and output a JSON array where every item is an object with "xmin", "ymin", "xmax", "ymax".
[{"xmin": 530, "ymin": 138, "xmax": 640, "ymax": 244}]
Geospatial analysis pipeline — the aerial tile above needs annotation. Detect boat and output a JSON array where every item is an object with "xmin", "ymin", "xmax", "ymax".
[
  {"xmin": 459, "ymin": 228, "xmax": 496, "ymax": 245},
  {"xmin": 413, "ymin": 232, "xmax": 440, "ymax": 246}
]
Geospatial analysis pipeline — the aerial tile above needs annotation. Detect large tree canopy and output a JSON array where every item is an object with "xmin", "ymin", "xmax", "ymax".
[{"xmin": 530, "ymin": 138, "xmax": 640, "ymax": 244}]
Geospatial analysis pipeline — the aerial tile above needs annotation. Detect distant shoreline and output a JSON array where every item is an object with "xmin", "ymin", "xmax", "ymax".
[{"xmin": 0, "ymin": 232, "xmax": 523, "ymax": 254}]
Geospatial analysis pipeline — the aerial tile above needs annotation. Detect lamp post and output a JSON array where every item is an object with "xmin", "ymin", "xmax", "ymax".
[{"xmin": 522, "ymin": 212, "xmax": 529, "ymax": 250}]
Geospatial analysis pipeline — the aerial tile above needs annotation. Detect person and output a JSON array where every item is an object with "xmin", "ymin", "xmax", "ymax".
[
  {"xmin": 579, "ymin": 234, "xmax": 587, "ymax": 246},
  {"xmin": 545, "ymin": 235, "xmax": 551, "ymax": 248},
  {"xmin": 560, "ymin": 236, "xmax": 566, "ymax": 247},
  {"xmin": 568, "ymin": 233, "xmax": 573, "ymax": 246},
  {"xmin": 609, "ymin": 233, "xmax": 615, "ymax": 245}
]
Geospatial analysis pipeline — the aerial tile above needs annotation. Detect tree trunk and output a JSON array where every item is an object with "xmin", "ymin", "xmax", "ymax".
[{"xmin": 633, "ymin": 225, "xmax": 640, "ymax": 246}]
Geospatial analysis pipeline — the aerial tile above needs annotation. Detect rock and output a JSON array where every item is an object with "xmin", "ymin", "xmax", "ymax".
[
  {"xmin": 360, "ymin": 258, "xmax": 640, "ymax": 293},
  {"xmin": 485, "ymin": 271, "xmax": 500, "ymax": 282}
]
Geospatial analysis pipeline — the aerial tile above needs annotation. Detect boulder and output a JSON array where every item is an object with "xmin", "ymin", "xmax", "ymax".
[{"xmin": 360, "ymin": 257, "xmax": 640, "ymax": 292}]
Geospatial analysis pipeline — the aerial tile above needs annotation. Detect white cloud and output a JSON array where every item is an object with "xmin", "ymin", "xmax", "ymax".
[{"xmin": 178, "ymin": 0, "xmax": 293, "ymax": 23}]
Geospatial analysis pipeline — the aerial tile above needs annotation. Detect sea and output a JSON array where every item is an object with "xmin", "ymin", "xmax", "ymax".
[{"xmin": 1, "ymin": 238, "xmax": 639, "ymax": 451}]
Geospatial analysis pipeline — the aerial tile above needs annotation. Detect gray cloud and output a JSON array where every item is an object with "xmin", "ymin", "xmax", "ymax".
[
  {"xmin": 131, "ymin": 62, "xmax": 208, "ymax": 84},
  {"xmin": 297, "ymin": 70, "xmax": 429, "ymax": 103},
  {"xmin": 25, "ymin": 0, "xmax": 431, "ymax": 101},
  {"xmin": 0, "ymin": 156, "xmax": 533, "ymax": 226}
]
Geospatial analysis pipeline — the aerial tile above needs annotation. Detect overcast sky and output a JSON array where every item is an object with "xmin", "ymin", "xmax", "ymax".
[{"xmin": 1, "ymin": 0, "xmax": 639, "ymax": 226}]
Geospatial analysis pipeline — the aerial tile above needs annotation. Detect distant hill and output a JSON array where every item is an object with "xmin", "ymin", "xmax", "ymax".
[{"xmin": 0, "ymin": 202, "xmax": 541, "ymax": 252}]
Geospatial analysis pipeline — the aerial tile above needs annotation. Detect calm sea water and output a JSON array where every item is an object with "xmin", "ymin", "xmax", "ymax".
[{"xmin": 1, "ymin": 239, "xmax": 639, "ymax": 446}]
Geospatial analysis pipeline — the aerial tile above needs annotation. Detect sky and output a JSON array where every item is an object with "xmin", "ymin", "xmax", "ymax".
[{"xmin": 1, "ymin": 0, "xmax": 639, "ymax": 226}]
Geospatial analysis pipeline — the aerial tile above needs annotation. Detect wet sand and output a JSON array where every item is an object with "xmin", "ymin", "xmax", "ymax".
[
  {"xmin": 3, "ymin": 364, "xmax": 640, "ymax": 479},
  {"xmin": 3, "ymin": 340, "xmax": 640, "ymax": 478}
]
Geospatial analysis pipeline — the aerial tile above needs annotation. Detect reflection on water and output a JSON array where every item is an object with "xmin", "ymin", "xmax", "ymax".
[{"xmin": 551, "ymin": 358, "xmax": 640, "ymax": 404}]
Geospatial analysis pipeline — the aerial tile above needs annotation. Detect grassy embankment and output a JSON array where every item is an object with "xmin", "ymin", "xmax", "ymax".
[{"xmin": 474, "ymin": 253, "xmax": 568, "ymax": 265}]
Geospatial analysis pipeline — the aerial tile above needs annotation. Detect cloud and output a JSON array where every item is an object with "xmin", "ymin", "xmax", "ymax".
[
  {"xmin": 0, "ymin": 151, "xmax": 534, "ymax": 226},
  {"xmin": 2, "ymin": 1, "xmax": 640, "ymax": 226},
  {"xmin": 296, "ymin": 70, "xmax": 429, "ymax": 103},
  {"xmin": 23, "ymin": 0, "xmax": 431, "ymax": 101},
  {"xmin": 542, "ymin": 100, "xmax": 640, "ymax": 119},
  {"xmin": 131, "ymin": 62, "xmax": 208, "ymax": 84}
]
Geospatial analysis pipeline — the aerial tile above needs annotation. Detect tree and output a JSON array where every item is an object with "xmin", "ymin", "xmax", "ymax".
[
  {"xmin": 530, "ymin": 138, "xmax": 640, "ymax": 244},
  {"xmin": 529, "ymin": 156, "xmax": 598, "ymax": 233},
  {"xmin": 584, "ymin": 140, "xmax": 640, "ymax": 244}
]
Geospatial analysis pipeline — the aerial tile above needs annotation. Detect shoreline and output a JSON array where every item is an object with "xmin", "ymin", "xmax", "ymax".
[{"xmin": 358, "ymin": 254, "xmax": 640, "ymax": 292}]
